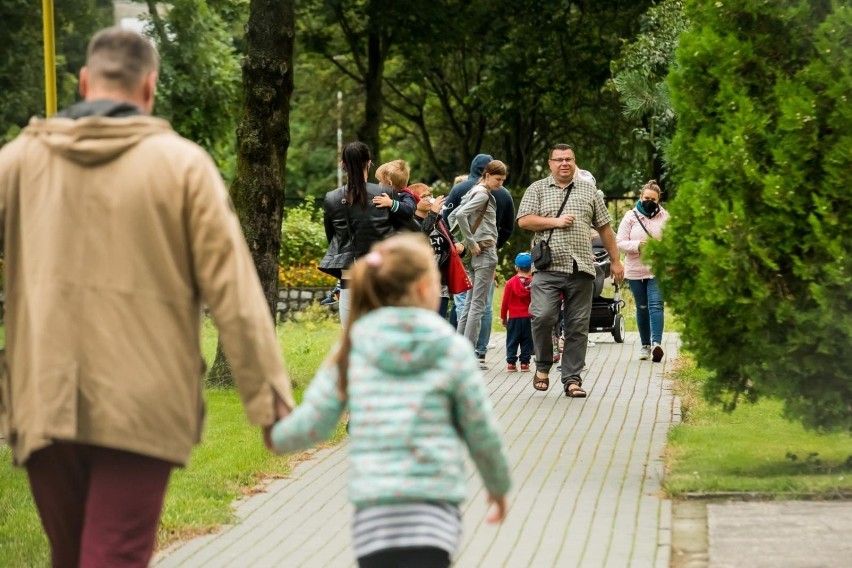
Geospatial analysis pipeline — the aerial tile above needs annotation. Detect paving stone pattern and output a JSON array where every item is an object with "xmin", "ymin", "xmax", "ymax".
[
  {"xmin": 707, "ymin": 502, "xmax": 852, "ymax": 568},
  {"xmin": 155, "ymin": 331, "xmax": 678, "ymax": 568}
]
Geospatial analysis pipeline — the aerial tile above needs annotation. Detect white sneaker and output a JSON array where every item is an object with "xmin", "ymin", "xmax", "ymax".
[
  {"xmin": 587, "ymin": 339, "xmax": 596, "ymax": 347},
  {"xmin": 639, "ymin": 345, "xmax": 651, "ymax": 360}
]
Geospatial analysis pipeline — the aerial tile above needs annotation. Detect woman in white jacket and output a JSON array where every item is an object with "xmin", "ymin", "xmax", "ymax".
[{"xmin": 616, "ymin": 180, "xmax": 670, "ymax": 362}]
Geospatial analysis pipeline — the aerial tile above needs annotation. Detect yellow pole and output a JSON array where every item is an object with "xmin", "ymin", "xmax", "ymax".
[{"xmin": 42, "ymin": 0, "xmax": 57, "ymax": 116}]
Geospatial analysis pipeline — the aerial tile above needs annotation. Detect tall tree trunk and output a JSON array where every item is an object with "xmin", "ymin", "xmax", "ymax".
[
  {"xmin": 208, "ymin": 0, "xmax": 295, "ymax": 387},
  {"xmin": 357, "ymin": 29, "xmax": 385, "ymax": 163}
]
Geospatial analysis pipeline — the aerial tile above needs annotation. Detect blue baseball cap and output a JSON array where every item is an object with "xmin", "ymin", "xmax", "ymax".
[{"xmin": 515, "ymin": 252, "xmax": 532, "ymax": 270}]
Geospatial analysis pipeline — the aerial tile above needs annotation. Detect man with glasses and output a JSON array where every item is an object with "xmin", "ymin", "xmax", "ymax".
[{"xmin": 517, "ymin": 144, "xmax": 624, "ymax": 398}]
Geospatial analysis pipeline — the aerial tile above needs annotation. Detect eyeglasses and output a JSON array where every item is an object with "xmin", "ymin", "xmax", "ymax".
[{"xmin": 549, "ymin": 157, "xmax": 575, "ymax": 164}]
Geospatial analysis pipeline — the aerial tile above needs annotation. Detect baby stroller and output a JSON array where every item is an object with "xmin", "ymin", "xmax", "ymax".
[{"xmin": 589, "ymin": 237, "xmax": 626, "ymax": 342}]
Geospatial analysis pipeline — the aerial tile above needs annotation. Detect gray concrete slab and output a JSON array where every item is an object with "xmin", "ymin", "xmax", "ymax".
[
  {"xmin": 154, "ymin": 331, "xmax": 678, "ymax": 567},
  {"xmin": 707, "ymin": 501, "xmax": 852, "ymax": 568}
]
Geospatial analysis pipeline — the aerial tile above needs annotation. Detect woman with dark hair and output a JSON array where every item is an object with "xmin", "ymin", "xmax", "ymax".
[{"xmin": 319, "ymin": 141, "xmax": 395, "ymax": 325}]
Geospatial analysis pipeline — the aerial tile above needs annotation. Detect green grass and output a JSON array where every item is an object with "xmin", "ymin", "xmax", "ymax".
[
  {"xmin": 664, "ymin": 355, "xmax": 852, "ymax": 497},
  {"xmin": 0, "ymin": 449, "xmax": 48, "ymax": 567},
  {"xmin": 0, "ymin": 314, "xmax": 341, "ymax": 566}
]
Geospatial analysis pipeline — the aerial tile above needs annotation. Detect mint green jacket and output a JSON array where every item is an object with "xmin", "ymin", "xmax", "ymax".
[{"xmin": 272, "ymin": 307, "xmax": 511, "ymax": 507}]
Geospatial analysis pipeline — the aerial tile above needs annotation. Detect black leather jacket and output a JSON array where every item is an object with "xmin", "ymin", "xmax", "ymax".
[{"xmin": 318, "ymin": 183, "xmax": 396, "ymax": 278}]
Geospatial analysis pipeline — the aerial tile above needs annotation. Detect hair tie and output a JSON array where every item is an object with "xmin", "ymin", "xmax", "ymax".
[{"xmin": 364, "ymin": 251, "xmax": 382, "ymax": 267}]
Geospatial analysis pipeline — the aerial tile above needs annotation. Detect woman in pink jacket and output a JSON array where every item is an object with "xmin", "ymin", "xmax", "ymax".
[{"xmin": 616, "ymin": 180, "xmax": 670, "ymax": 362}]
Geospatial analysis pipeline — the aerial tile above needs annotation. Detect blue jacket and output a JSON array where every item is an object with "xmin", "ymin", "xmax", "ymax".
[{"xmin": 442, "ymin": 154, "xmax": 515, "ymax": 248}]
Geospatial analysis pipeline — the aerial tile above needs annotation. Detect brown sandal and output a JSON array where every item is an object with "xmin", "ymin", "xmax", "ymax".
[
  {"xmin": 533, "ymin": 372, "xmax": 549, "ymax": 391},
  {"xmin": 565, "ymin": 383, "xmax": 587, "ymax": 398}
]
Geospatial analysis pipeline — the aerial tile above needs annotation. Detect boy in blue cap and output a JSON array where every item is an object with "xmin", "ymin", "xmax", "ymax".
[{"xmin": 501, "ymin": 252, "xmax": 534, "ymax": 371}]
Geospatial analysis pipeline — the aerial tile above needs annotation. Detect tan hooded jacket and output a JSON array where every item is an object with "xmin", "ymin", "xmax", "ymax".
[{"xmin": 0, "ymin": 112, "xmax": 295, "ymax": 465}]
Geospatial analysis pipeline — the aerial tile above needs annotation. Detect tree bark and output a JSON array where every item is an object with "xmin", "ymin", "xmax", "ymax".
[
  {"xmin": 356, "ymin": 28, "xmax": 386, "ymax": 163},
  {"xmin": 208, "ymin": 0, "xmax": 294, "ymax": 387}
]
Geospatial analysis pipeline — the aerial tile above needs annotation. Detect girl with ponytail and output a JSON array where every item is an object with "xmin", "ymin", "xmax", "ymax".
[{"xmin": 274, "ymin": 233, "xmax": 511, "ymax": 568}]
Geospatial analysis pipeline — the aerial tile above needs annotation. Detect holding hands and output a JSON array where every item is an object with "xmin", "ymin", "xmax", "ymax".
[{"xmin": 263, "ymin": 391, "xmax": 293, "ymax": 451}]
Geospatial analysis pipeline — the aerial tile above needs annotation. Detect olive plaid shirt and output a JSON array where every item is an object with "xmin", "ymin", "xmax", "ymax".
[{"xmin": 516, "ymin": 174, "xmax": 612, "ymax": 276}]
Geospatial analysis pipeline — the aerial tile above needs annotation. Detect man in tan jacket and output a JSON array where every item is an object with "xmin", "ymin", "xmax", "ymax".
[{"xmin": 0, "ymin": 28, "xmax": 294, "ymax": 567}]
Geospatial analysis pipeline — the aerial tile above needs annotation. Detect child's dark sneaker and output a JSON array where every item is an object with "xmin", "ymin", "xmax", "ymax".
[
  {"xmin": 320, "ymin": 284, "xmax": 341, "ymax": 305},
  {"xmin": 506, "ymin": 363, "xmax": 517, "ymax": 372},
  {"xmin": 520, "ymin": 363, "xmax": 530, "ymax": 372},
  {"xmin": 652, "ymin": 343, "xmax": 664, "ymax": 363}
]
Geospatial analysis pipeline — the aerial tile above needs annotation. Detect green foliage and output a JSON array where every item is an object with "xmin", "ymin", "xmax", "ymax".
[
  {"xmin": 296, "ymin": 0, "xmax": 656, "ymax": 191},
  {"xmin": 655, "ymin": 0, "xmax": 852, "ymax": 431},
  {"xmin": 0, "ymin": 0, "xmax": 112, "ymax": 144},
  {"xmin": 611, "ymin": 0, "xmax": 689, "ymax": 188},
  {"xmin": 279, "ymin": 200, "xmax": 328, "ymax": 266},
  {"xmin": 144, "ymin": 0, "xmax": 243, "ymax": 176}
]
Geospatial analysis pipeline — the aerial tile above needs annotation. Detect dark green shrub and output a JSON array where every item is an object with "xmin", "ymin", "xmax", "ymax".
[
  {"xmin": 652, "ymin": 0, "xmax": 852, "ymax": 431},
  {"xmin": 279, "ymin": 201, "xmax": 328, "ymax": 267}
]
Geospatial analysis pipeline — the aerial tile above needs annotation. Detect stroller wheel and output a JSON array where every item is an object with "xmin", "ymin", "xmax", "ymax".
[{"xmin": 612, "ymin": 313, "xmax": 625, "ymax": 343}]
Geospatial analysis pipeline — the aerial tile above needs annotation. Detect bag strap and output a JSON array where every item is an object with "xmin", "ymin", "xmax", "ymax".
[
  {"xmin": 437, "ymin": 218, "xmax": 455, "ymax": 249},
  {"xmin": 632, "ymin": 210, "xmax": 654, "ymax": 238},
  {"xmin": 541, "ymin": 184, "xmax": 573, "ymax": 243},
  {"xmin": 470, "ymin": 190, "xmax": 491, "ymax": 235}
]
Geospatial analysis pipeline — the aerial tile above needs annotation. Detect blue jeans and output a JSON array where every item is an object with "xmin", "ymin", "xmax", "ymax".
[
  {"xmin": 453, "ymin": 278, "xmax": 495, "ymax": 356},
  {"xmin": 438, "ymin": 296, "xmax": 449, "ymax": 320},
  {"xmin": 627, "ymin": 278, "xmax": 664, "ymax": 346},
  {"xmin": 505, "ymin": 317, "xmax": 533, "ymax": 364}
]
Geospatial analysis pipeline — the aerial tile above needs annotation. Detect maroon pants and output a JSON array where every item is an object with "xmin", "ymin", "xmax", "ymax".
[{"xmin": 25, "ymin": 442, "xmax": 174, "ymax": 568}]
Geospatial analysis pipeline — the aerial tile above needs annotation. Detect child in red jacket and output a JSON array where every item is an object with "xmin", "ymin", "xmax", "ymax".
[{"xmin": 501, "ymin": 253, "xmax": 533, "ymax": 372}]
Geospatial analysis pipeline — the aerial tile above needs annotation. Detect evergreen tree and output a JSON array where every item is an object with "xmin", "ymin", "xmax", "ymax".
[{"xmin": 654, "ymin": 0, "xmax": 852, "ymax": 431}]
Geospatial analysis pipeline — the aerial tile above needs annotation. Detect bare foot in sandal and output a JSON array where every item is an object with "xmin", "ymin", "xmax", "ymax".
[
  {"xmin": 533, "ymin": 372, "xmax": 549, "ymax": 391},
  {"xmin": 565, "ymin": 383, "xmax": 587, "ymax": 398}
]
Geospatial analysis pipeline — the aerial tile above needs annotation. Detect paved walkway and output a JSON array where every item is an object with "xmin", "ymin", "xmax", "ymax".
[{"xmin": 155, "ymin": 331, "xmax": 679, "ymax": 567}]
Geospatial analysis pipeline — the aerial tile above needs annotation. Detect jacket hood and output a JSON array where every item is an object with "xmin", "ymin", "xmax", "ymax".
[
  {"xmin": 351, "ymin": 307, "xmax": 457, "ymax": 373},
  {"xmin": 468, "ymin": 154, "xmax": 493, "ymax": 180},
  {"xmin": 22, "ymin": 106, "xmax": 173, "ymax": 167}
]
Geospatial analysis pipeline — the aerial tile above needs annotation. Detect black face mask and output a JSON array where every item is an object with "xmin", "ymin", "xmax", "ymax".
[{"xmin": 642, "ymin": 199, "xmax": 659, "ymax": 215}]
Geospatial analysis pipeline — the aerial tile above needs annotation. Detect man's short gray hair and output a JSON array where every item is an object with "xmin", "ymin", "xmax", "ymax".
[{"xmin": 86, "ymin": 27, "xmax": 159, "ymax": 92}]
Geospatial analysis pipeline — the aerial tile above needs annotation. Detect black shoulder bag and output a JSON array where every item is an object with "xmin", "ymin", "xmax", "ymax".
[{"xmin": 531, "ymin": 188, "xmax": 572, "ymax": 270}]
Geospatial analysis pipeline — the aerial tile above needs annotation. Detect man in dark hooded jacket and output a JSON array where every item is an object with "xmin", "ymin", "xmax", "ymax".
[{"xmin": 442, "ymin": 154, "xmax": 516, "ymax": 363}]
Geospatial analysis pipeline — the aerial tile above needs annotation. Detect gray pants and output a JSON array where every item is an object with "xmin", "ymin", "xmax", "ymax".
[
  {"xmin": 457, "ymin": 247, "xmax": 498, "ymax": 347},
  {"xmin": 529, "ymin": 268, "xmax": 594, "ymax": 386}
]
